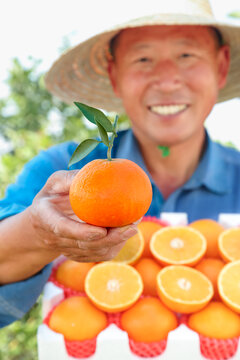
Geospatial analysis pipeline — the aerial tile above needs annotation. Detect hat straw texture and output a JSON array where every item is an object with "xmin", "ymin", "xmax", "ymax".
[{"xmin": 45, "ymin": 0, "xmax": 240, "ymax": 113}]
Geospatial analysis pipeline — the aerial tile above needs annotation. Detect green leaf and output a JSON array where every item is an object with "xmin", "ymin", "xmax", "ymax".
[
  {"xmin": 68, "ymin": 139, "xmax": 101, "ymax": 167},
  {"xmin": 74, "ymin": 102, "xmax": 114, "ymax": 132},
  {"xmin": 229, "ymin": 11, "xmax": 240, "ymax": 18},
  {"xmin": 158, "ymin": 145, "xmax": 170, "ymax": 157},
  {"xmin": 95, "ymin": 120, "xmax": 109, "ymax": 147}
]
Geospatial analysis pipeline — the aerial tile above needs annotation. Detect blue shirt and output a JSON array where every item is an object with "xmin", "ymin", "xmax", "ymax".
[{"xmin": 0, "ymin": 128, "xmax": 240, "ymax": 327}]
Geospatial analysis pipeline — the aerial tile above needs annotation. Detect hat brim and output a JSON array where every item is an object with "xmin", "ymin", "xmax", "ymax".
[{"xmin": 45, "ymin": 14, "xmax": 240, "ymax": 113}]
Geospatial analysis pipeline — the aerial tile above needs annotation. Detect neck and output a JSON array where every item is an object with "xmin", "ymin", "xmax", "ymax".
[{"xmin": 136, "ymin": 129, "xmax": 206, "ymax": 199}]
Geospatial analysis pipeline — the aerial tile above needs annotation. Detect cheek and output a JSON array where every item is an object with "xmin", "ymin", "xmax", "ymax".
[
  {"xmin": 116, "ymin": 70, "xmax": 146, "ymax": 99},
  {"xmin": 185, "ymin": 64, "xmax": 219, "ymax": 98}
]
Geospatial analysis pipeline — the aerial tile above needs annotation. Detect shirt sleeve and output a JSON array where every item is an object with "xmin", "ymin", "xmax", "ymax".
[
  {"xmin": 0, "ymin": 141, "xmax": 76, "ymax": 220},
  {"xmin": 0, "ymin": 141, "xmax": 76, "ymax": 327},
  {"xmin": 0, "ymin": 264, "xmax": 52, "ymax": 328}
]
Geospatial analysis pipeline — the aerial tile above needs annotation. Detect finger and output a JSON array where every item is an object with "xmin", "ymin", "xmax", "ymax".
[
  {"xmin": 63, "ymin": 247, "xmax": 110, "ymax": 262},
  {"xmin": 106, "ymin": 225, "xmax": 138, "ymax": 244},
  {"xmin": 39, "ymin": 203, "xmax": 107, "ymax": 241},
  {"xmin": 43, "ymin": 170, "xmax": 79, "ymax": 195},
  {"xmin": 133, "ymin": 217, "xmax": 143, "ymax": 225},
  {"xmin": 102, "ymin": 241, "xmax": 128, "ymax": 260},
  {"xmin": 69, "ymin": 224, "xmax": 137, "ymax": 250}
]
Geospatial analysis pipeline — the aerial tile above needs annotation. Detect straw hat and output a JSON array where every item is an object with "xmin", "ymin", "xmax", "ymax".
[{"xmin": 45, "ymin": 0, "xmax": 240, "ymax": 113}]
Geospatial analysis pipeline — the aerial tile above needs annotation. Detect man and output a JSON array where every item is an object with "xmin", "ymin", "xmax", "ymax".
[{"xmin": 0, "ymin": 0, "xmax": 240, "ymax": 327}]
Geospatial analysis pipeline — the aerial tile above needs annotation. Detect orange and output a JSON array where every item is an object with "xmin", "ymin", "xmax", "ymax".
[
  {"xmin": 69, "ymin": 159, "xmax": 152, "ymax": 227},
  {"xmin": 55, "ymin": 260, "xmax": 95, "ymax": 292},
  {"xmin": 48, "ymin": 296, "xmax": 108, "ymax": 341},
  {"xmin": 112, "ymin": 230, "xmax": 144, "ymax": 265},
  {"xmin": 218, "ymin": 260, "xmax": 240, "ymax": 313},
  {"xmin": 156, "ymin": 265, "xmax": 214, "ymax": 313},
  {"xmin": 84, "ymin": 262, "xmax": 143, "ymax": 312},
  {"xmin": 137, "ymin": 220, "xmax": 164, "ymax": 258},
  {"xmin": 218, "ymin": 228, "xmax": 240, "ymax": 262},
  {"xmin": 195, "ymin": 258, "xmax": 225, "ymax": 300},
  {"xmin": 189, "ymin": 219, "xmax": 224, "ymax": 258},
  {"xmin": 134, "ymin": 257, "xmax": 162, "ymax": 296},
  {"xmin": 150, "ymin": 226, "xmax": 207, "ymax": 266},
  {"xmin": 120, "ymin": 297, "xmax": 178, "ymax": 342},
  {"xmin": 188, "ymin": 301, "xmax": 240, "ymax": 339}
]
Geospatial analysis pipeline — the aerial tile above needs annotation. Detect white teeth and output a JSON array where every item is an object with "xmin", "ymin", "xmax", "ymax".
[{"xmin": 150, "ymin": 104, "xmax": 187, "ymax": 115}]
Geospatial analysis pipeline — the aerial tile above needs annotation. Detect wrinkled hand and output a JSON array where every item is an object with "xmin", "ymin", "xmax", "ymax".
[{"xmin": 28, "ymin": 170, "xmax": 138, "ymax": 262}]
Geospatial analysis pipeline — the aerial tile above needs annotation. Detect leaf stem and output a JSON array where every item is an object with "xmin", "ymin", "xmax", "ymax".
[{"xmin": 107, "ymin": 115, "xmax": 118, "ymax": 161}]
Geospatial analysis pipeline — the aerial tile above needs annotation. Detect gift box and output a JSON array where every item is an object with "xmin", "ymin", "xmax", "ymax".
[{"xmin": 37, "ymin": 213, "xmax": 240, "ymax": 360}]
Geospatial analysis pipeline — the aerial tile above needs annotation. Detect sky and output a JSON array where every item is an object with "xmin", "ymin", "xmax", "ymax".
[{"xmin": 1, "ymin": 0, "xmax": 240, "ymax": 149}]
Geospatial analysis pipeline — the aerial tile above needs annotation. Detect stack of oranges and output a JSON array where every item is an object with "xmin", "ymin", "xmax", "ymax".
[{"xmin": 46, "ymin": 216, "xmax": 240, "ymax": 359}]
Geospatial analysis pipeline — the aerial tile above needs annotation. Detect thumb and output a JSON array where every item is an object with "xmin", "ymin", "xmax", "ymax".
[{"xmin": 44, "ymin": 170, "xmax": 79, "ymax": 194}]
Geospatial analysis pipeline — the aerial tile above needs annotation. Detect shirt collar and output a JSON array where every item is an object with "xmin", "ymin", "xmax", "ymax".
[
  {"xmin": 115, "ymin": 129, "xmax": 230, "ymax": 195},
  {"xmin": 182, "ymin": 130, "xmax": 230, "ymax": 194}
]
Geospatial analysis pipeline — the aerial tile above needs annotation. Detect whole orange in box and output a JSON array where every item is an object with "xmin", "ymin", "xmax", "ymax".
[
  {"xmin": 69, "ymin": 159, "xmax": 152, "ymax": 227},
  {"xmin": 134, "ymin": 257, "xmax": 162, "ymax": 297},
  {"xmin": 195, "ymin": 258, "xmax": 225, "ymax": 300},
  {"xmin": 48, "ymin": 296, "xmax": 108, "ymax": 341},
  {"xmin": 121, "ymin": 297, "xmax": 178, "ymax": 342},
  {"xmin": 55, "ymin": 260, "xmax": 95, "ymax": 292},
  {"xmin": 137, "ymin": 220, "xmax": 164, "ymax": 258},
  {"xmin": 189, "ymin": 219, "xmax": 224, "ymax": 258},
  {"xmin": 188, "ymin": 301, "xmax": 240, "ymax": 339}
]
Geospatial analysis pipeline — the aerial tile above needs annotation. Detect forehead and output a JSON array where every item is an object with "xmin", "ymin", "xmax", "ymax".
[{"xmin": 114, "ymin": 25, "xmax": 216, "ymax": 50}]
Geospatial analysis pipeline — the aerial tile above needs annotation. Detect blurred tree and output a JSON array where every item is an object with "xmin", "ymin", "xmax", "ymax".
[
  {"xmin": 229, "ymin": 11, "xmax": 240, "ymax": 18},
  {"xmin": 0, "ymin": 57, "xmax": 129, "ymax": 197}
]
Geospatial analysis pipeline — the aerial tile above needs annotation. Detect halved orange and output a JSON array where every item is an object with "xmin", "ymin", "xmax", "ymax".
[
  {"xmin": 218, "ymin": 260, "xmax": 240, "ymax": 313},
  {"xmin": 84, "ymin": 262, "xmax": 143, "ymax": 313},
  {"xmin": 218, "ymin": 228, "xmax": 240, "ymax": 262},
  {"xmin": 112, "ymin": 230, "xmax": 144, "ymax": 265},
  {"xmin": 150, "ymin": 226, "xmax": 207, "ymax": 266},
  {"xmin": 156, "ymin": 265, "xmax": 214, "ymax": 313}
]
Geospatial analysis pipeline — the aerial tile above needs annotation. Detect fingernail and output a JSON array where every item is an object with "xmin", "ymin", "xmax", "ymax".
[
  {"xmin": 121, "ymin": 227, "xmax": 138, "ymax": 240},
  {"xmin": 88, "ymin": 232, "xmax": 104, "ymax": 240},
  {"xmin": 133, "ymin": 217, "xmax": 143, "ymax": 225}
]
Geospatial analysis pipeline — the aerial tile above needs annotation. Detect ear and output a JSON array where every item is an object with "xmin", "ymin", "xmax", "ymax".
[
  {"xmin": 107, "ymin": 60, "xmax": 121, "ymax": 97},
  {"xmin": 217, "ymin": 45, "xmax": 230, "ymax": 89}
]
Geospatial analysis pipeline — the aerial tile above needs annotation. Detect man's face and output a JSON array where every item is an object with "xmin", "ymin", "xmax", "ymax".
[{"xmin": 108, "ymin": 25, "xmax": 230, "ymax": 147}]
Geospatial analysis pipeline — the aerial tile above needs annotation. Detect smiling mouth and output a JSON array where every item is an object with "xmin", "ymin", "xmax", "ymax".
[{"xmin": 150, "ymin": 104, "xmax": 188, "ymax": 116}]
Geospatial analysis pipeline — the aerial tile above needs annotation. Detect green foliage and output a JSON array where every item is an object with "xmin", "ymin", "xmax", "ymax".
[
  {"xmin": 0, "ymin": 297, "xmax": 42, "ymax": 360},
  {"xmin": 0, "ymin": 58, "xmax": 130, "ymax": 198},
  {"xmin": 229, "ymin": 11, "xmax": 240, "ymax": 18}
]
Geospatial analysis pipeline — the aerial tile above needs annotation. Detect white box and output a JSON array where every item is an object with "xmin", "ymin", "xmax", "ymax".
[{"xmin": 37, "ymin": 282, "xmax": 240, "ymax": 360}]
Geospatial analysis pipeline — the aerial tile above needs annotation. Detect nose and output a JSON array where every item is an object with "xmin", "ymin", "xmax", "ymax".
[{"xmin": 150, "ymin": 60, "xmax": 183, "ymax": 93}]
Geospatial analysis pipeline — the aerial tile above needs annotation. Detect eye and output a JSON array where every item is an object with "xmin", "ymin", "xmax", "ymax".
[
  {"xmin": 136, "ymin": 57, "xmax": 150, "ymax": 63},
  {"xmin": 180, "ymin": 53, "xmax": 193, "ymax": 58}
]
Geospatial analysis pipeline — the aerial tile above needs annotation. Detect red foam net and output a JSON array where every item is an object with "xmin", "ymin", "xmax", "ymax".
[{"xmin": 199, "ymin": 335, "xmax": 239, "ymax": 360}]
